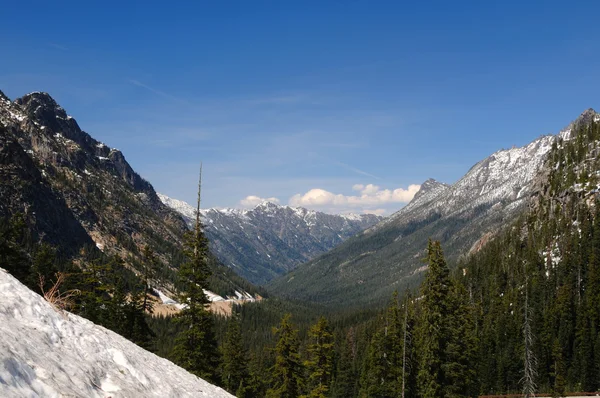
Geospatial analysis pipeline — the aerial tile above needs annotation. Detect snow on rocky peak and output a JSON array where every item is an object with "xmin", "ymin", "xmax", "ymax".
[
  {"xmin": 446, "ymin": 135, "xmax": 555, "ymax": 213},
  {"xmin": 378, "ymin": 134, "xmax": 555, "ymax": 230},
  {"xmin": 158, "ymin": 194, "xmax": 383, "ymax": 284},
  {"xmin": 157, "ymin": 193, "xmax": 198, "ymax": 221},
  {"xmin": 0, "ymin": 268, "xmax": 233, "ymax": 398}
]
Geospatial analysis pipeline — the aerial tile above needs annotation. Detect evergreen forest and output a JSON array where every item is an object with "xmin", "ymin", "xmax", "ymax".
[{"xmin": 2, "ymin": 115, "xmax": 600, "ymax": 398}]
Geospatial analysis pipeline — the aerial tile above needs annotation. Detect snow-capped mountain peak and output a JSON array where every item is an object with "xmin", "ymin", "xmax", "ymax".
[
  {"xmin": 157, "ymin": 193, "xmax": 198, "ymax": 221},
  {"xmin": 159, "ymin": 194, "xmax": 383, "ymax": 284}
]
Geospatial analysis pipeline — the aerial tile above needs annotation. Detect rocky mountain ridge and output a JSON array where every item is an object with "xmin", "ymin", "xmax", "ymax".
[
  {"xmin": 159, "ymin": 194, "xmax": 383, "ymax": 284},
  {"xmin": 0, "ymin": 90, "xmax": 256, "ymax": 297},
  {"xmin": 268, "ymin": 110, "xmax": 598, "ymax": 307}
]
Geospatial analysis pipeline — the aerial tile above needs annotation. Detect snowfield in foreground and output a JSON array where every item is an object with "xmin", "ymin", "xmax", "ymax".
[{"xmin": 0, "ymin": 269, "xmax": 233, "ymax": 398}]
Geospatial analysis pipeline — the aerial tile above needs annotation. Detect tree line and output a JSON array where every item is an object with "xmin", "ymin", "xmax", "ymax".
[{"xmin": 2, "ymin": 118, "xmax": 599, "ymax": 397}]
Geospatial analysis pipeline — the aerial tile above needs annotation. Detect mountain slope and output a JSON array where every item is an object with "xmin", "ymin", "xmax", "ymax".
[
  {"xmin": 159, "ymin": 194, "xmax": 383, "ymax": 284},
  {"xmin": 0, "ymin": 268, "xmax": 233, "ymax": 398},
  {"xmin": 0, "ymin": 90, "xmax": 256, "ymax": 297},
  {"xmin": 455, "ymin": 113, "xmax": 600, "ymax": 394},
  {"xmin": 268, "ymin": 110, "xmax": 598, "ymax": 307}
]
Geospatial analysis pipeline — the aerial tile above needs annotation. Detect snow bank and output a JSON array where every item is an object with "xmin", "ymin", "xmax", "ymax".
[{"xmin": 0, "ymin": 269, "xmax": 233, "ymax": 398}]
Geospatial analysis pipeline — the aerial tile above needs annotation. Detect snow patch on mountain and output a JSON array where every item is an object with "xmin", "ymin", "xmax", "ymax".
[
  {"xmin": 0, "ymin": 268, "xmax": 233, "ymax": 398},
  {"xmin": 158, "ymin": 194, "xmax": 383, "ymax": 284},
  {"xmin": 374, "ymin": 134, "xmax": 555, "ymax": 233}
]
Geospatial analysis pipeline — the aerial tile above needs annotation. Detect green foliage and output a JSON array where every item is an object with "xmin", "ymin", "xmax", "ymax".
[
  {"xmin": 267, "ymin": 314, "xmax": 304, "ymax": 398},
  {"xmin": 141, "ymin": 245, "xmax": 157, "ymax": 314},
  {"xmin": 173, "ymin": 225, "xmax": 221, "ymax": 383},
  {"xmin": 31, "ymin": 243, "xmax": 59, "ymax": 293},
  {"xmin": 416, "ymin": 240, "xmax": 476, "ymax": 398},
  {"xmin": 0, "ymin": 213, "xmax": 31, "ymax": 285},
  {"xmin": 416, "ymin": 240, "xmax": 450, "ymax": 398},
  {"xmin": 221, "ymin": 313, "xmax": 248, "ymax": 394},
  {"xmin": 359, "ymin": 291, "xmax": 417, "ymax": 398},
  {"xmin": 331, "ymin": 328, "xmax": 359, "ymax": 398},
  {"xmin": 303, "ymin": 317, "xmax": 334, "ymax": 398}
]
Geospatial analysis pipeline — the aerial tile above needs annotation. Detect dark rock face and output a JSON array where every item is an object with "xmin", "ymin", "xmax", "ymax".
[
  {"xmin": 0, "ymin": 90, "xmax": 188, "ymax": 270},
  {"xmin": 0, "ymin": 125, "xmax": 93, "ymax": 254}
]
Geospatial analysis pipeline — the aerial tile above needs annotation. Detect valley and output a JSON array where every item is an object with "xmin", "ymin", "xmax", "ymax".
[
  {"xmin": 2, "ymin": 3, "xmax": 600, "ymax": 397},
  {"xmin": 159, "ymin": 193, "xmax": 382, "ymax": 284},
  {"xmin": 2, "ymin": 88, "xmax": 600, "ymax": 397}
]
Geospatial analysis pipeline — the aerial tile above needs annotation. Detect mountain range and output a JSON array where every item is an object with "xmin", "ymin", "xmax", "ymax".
[
  {"xmin": 0, "ymin": 90, "xmax": 256, "ymax": 297},
  {"xmin": 267, "ymin": 109, "xmax": 600, "ymax": 307},
  {"xmin": 158, "ymin": 194, "xmax": 383, "ymax": 285},
  {"xmin": 3, "ymin": 88, "xmax": 598, "ymax": 310}
]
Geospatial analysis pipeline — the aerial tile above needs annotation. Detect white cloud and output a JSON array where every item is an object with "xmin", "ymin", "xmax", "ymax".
[
  {"xmin": 288, "ymin": 183, "xmax": 420, "ymax": 211},
  {"xmin": 240, "ymin": 195, "xmax": 280, "ymax": 208}
]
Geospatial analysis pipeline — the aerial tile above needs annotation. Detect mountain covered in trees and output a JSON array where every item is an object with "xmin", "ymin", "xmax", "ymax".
[
  {"xmin": 159, "ymin": 194, "xmax": 383, "ymax": 284},
  {"xmin": 0, "ymin": 89, "xmax": 257, "ymax": 298},
  {"xmin": 215, "ymin": 108, "xmax": 600, "ymax": 398},
  {"xmin": 268, "ymin": 111, "xmax": 598, "ymax": 308}
]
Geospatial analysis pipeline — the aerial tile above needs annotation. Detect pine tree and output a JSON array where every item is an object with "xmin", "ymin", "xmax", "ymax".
[
  {"xmin": 78, "ymin": 257, "xmax": 111, "ymax": 324},
  {"xmin": 573, "ymin": 302, "xmax": 595, "ymax": 391},
  {"xmin": 267, "ymin": 314, "xmax": 303, "ymax": 398},
  {"xmin": 304, "ymin": 316, "xmax": 334, "ymax": 398},
  {"xmin": 106, "ymin": 257, "xmax": 128, "ymax": 336},
  {"xmin": 443, "ymin": 282, "xmax": 477, "ymax": 397},
  {"xmin": 0, "ymin": 213, "xmax": 31, "ymax": 285},
  {"xmin": 416, "ymin": 240, "xmax": 450, "ymax": 398},
  {"xmin": 332, "ymin": 329, "xmax": 358, "ymax": 398},
  {"xmin": 173, "ymin": 165, "xmax": 220, "ymax": 383},
  {"xmin": 221, "ymin": 313, "xmax": 248, "ymax": 394},
  {"xmin": 401, "ymin": 294, "xmax": 417, "ymax": 398},
  {"xmin": 242, "ymin": 352, "xmax": 269, "ymax": 398},
  {"xmin": 360, "ymin": 329, "xmax": 391, "ymax": 398},
  {"xmin": 31, "ymin": 243, "xmax": 58, "ymax": 293},
  {"xmin": 127, "ymin": 284, "xmax": 154, "ymax": 349},
  {"xmin": 359, "ymin": 292, "xmax": 405, "ymax": 397}
]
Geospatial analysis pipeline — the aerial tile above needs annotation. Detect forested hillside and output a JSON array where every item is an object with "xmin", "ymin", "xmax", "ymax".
[
  {"xmin": 458, "ymin": 113, "xmax": 600, "ymax": 394},
  {"xmin": 268, "ymin": 116, "xmax": 570, "ymax": 307},
  {"xmin": 193, "ymin": 111, "xmax": 600, "ymax": 397}
]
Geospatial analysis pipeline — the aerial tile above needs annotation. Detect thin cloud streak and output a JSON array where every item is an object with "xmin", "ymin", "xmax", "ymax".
[
  {"xmin": 49, "ymin": 43, "xmax": 68, "ymax": 51},
  {"xmin": 128, "ymin": 79, "xmax": 190, "ymax": 105},
  {"xmin": 334, "ymin": 160, "xmax": 381, "ymax": 180},
  {"xmin": 243, "ymin": 94, "xmax": 306, "ymax": 105}
]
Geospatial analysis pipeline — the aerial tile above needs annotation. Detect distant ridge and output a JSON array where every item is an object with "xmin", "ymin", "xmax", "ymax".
[{"xmin": 159, "ymin": 194, "xmax": 383, "ymax": 284}]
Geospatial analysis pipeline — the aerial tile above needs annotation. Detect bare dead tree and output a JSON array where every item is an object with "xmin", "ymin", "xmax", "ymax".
[
  {"xmin": 521, "ymin": 272, "xmax": 537, "ymax": 398},
  {"xmin": 401, "ymin": 302, "xmax": 411, "ymax": 398},
  {"xmin": 194, "ymin": 162, "xmax": 203, "ymax": 257}
]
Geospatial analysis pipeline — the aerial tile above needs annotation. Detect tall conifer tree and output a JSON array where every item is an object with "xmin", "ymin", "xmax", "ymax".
[
  {"xmin": 304, "ymin": 316, "xmax": 334, "ymax": 398},
  {"xmin": 267, "ymin": 314, "xmax": 303, "ymax": 398},
  {"xmin": 221, "ymin": 313, "xmax": 248, "ymax": 394},
  {"xmin": 417, "ymin": 239, "xmax": 450, "ymax": 398},
  {"xmin": 173, "ymin": 165, "xmax": 220, "ymax": 382}
]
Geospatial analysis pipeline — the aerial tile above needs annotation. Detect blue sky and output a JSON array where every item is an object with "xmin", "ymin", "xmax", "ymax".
[{"xmin": 1, "ymin": 0, "xmax": 599, "ymax": 214}]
